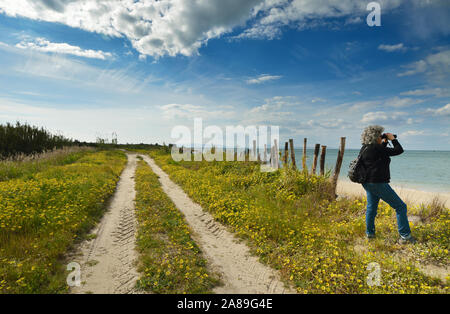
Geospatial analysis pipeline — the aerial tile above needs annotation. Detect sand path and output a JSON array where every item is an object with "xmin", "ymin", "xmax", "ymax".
[
  {"xmin": 71, "ymin": 153, "xmax": 139, "ymax": 294},
  {"xmin": 141, "ymin": 155, "xmax": 294, "ymax": 294}
]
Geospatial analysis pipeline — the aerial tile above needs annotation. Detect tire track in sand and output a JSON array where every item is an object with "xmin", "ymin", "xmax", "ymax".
[
  {"xmin": 71, "ymin": 153, "xmax": 139, "ymax": 294},
  {"xmin": 141, "ymin": 155, "xmax": 294, "ymax": 294}
]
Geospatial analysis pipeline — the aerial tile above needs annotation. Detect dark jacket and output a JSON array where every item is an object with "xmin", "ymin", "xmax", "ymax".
[{"xmin": 360, "ymin": 139, "xmax": 404, "ymax": 183}]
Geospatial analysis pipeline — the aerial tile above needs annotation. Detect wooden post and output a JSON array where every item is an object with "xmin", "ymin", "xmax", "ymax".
[
  {"xmin": 284, "ymin": 142, "xmax": 289, "ymax": 167},
  {"xmin": 270, "ymin": 145, "xmax": 275, "ymax": 168},
  {"xmin": 320, "ymin": 145, "xmax": 327, "ymax": 176},
  {"xmin": 252, "ymin": 140, "xmax": 257, "ymax": 161},
  {"xmin": 332, "ymin": 137, "xmax": 346, "ymax": 197},
  {"xmin": 289, "ymin": 139, "xmax": 296, "ymax": 170},
  {"xmin": 312, "ymin": 143, "xmax": 320, "ymax": 174},
  {"xmin": 302, "ymin": 138, "xmax": 307, "ymax": 172}
]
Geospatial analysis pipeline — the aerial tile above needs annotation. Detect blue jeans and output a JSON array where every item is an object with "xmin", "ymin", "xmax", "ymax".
[{"xmin": 362, "ymin": 183, "xmax": 411, "ymax": 238}]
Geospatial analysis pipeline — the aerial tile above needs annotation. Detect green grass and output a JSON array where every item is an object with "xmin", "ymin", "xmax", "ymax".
[
  {"xmin": 149, "ymin": 149, "xmax": 449, "ymax": 294},
  {"xmin": 0, "ymin": 147, "xmax": 94, "ymax": 182},
  {"xmin": 0, "ymin": 150, "xmax": 127, "ymax": 293},
  {"xmin": 134, "ymin": 160, "xmax": 221, "ymax": 293}
]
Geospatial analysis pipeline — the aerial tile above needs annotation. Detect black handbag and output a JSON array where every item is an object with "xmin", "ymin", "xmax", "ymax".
[{"xmin": 348, "ymin": 146, "xmax": 371, "ymax": 183}]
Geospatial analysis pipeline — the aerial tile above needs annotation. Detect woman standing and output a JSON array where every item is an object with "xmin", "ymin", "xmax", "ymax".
[{"xmin": 360, "ymin": 125, "xmax": 416, "ymax": 244}]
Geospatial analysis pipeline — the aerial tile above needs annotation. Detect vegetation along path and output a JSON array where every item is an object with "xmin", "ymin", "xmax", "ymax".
[
  {"xmin": 141, "ymin": 155, "xmax": 294, "ymax": 294},
  {"xmin": 71, "ymin": 154, "xmax": 139, "ymax": 294}
]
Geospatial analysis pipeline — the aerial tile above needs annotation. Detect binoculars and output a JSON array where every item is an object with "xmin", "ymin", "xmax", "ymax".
[{"xmin": 381, "ymin": 133, "xmax": 397, "ymax": 140}]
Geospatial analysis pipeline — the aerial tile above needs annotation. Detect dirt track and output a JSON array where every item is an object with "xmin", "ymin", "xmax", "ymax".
[
  {"xmin": 71, "ymin": 154, "xmax": 139, "ymax": 294},
  {"xmin": 141, "ymin": 155, "xmax": 294, "ymax": 294},
  {"xmin": 70, "ymin": 153, "xmax": 293, "ymax": 294}
]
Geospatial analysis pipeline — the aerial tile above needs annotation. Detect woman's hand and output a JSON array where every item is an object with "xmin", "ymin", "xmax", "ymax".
[{"xmin": 385, "ymin": 133, "xmax": 396, "ymax": 140}]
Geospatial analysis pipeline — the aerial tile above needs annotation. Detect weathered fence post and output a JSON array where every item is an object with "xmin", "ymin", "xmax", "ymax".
[
  {"xmin": 312, "ymin": 143, "xmax": 320, "ymax": 174},
  {"xmin": 284, "ymin": 142, "xmax": 289, "ymax": 167},
  {"xmin": 320, "ymin": 145, "xmax": 327, "ymax": 176},
  {"xmin": 332, "ymin": 137, "xmax": 346, "ymax": 197},
  {"xmin": 252, "ymin": 140, "xmax": 257, "ymax": 161},
  {"xmin": 270, "ymin": 145, "xmax": 275, "ymax": 168},
  {"xmin": 289, "ymin": 139, "xmax": 296, "ymax": 170},
  {"xmin": 302, "ymin": 138, "xmax": 307, "ymax": 172}
]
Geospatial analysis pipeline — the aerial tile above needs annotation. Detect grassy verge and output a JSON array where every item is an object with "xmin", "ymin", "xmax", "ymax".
[
  {"xmin": 134, "ymin": 159, "xmax": 220, "ymax": 293},
  {"xmin": 0, "ymin": 150, "xmax": 127, "ymax": 293},
  {"xmin": 149, "ymin": 150, "xmax": 448, "ymax": 294},
  {"xmin": 347, "ymin": 195, "xmax": 449, "ymax": 266},
  {"xmin": 0, "ymin": 147, "xmax": 95, "ymax": 182}
]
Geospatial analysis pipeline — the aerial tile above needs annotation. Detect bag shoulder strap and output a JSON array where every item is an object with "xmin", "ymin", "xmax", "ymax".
[
  {"xmin": 358, "ymin": 145, "xmax": 369, "ymax": 160},
  {"xmin": 359, "ymin": 144, "xmax": 380, "ymax": 171}
]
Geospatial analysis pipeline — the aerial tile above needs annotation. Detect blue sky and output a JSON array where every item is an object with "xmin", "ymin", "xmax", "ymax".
[{"xmin": 0, "ymin": 0, "xmax": 449, "ymax": 149}]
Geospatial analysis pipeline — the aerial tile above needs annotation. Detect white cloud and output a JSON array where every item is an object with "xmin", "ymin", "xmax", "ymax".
[
  {"xmin": 239, "ymin": 0, "xmax": 404, "ymax": 39},
  {"xmin": 0, "ymin": 0, "xmax": 262, "ymax": 58},
  {"xmin": 345, "ymin": 16, "xmax": 362, "ymax": 25},
  {"xmin": 246, "ymin": 75, "xmax": 282, "ymax": 85},
  {"xmin": 249, "ymin": 96, "xmax": 300, "ymax": 113},
  {"xmin": 378, "ymin": 43, "xmax": 407, "ymax": 52},
  {"xmin": 0, "ymin": 0, "xmax": 412, "ymax": 58},
  {"xmin": 425, "ymin": 104, "xmax": 450, "ymax": 117},
  {"xmin": 400, "ymin": 88, "xmax": 449, "ymax": 98},
  {"xmin": 159, "ymin": 103, "xmax": 235, "ymax": 120},
  {"xmin": 311, "ymin": 97, "xmax": 326, "ymax": 103},
  {"xmin": 282, "ymin": 117, "xmax": 351, "ymax": 137},
  {"xmin": 400, "ymin": 130, "xmax": 425, "ymax": 137},
  {"xmin": 250, "ymin": 103, "xmax": 276, "ymax": 114},
  {"xmin": 16, "ymin": 37, "xmax": 112, "ymax": 60},
  {"xmin": 0, "ymin": 42, "xmax": 148, "ymax": 93},
  {"xmin": 398, "ymin": 60, "xmax": 428, "ymax": 77},
  {"xmin": 361, "ymin": 111, "xmax": 412, "ymax": 125},
  {"xmin": 384, "ymin": 96, "xmax": 424, "ymax": 108},
  {"xmin": 234, "ymin": 23, "xmax": 282, "ymax": 40},
  {"xmin": 398, "ymin": 49, "xmax": 450, "ymax": 79},
  {"xmin": 361, "ymin": 111, "xmax": 389, "ymax": 124},
  {"xmin": 311, "ymin": 118, "xmax": 348, "ymax": 129},
  {"xmin": 243, "ymin": 0, "xmax": 448, "ymax": 41},
  {"xmin": 243, "ymin": 96, "xmax": 303, "ymax": 125},
  {"xmin": 243, "ymin": 96, "xmax": 353, "ymax": 131}
]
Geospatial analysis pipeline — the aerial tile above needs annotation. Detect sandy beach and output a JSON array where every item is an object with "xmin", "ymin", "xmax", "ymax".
[{"xmin": 337, "ymin": 180, "xmax": 450, "ymax": 208}]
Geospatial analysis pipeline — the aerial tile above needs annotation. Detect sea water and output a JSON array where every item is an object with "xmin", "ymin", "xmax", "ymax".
[{"xmin": 290, "ymin": 148, "xmax": 450, "ymax": 193}]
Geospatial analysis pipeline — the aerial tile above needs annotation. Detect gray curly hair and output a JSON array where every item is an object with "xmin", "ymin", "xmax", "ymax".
[{"xmin": 361, "ymin": 125, "xmax": 384, "ymax": 145}]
